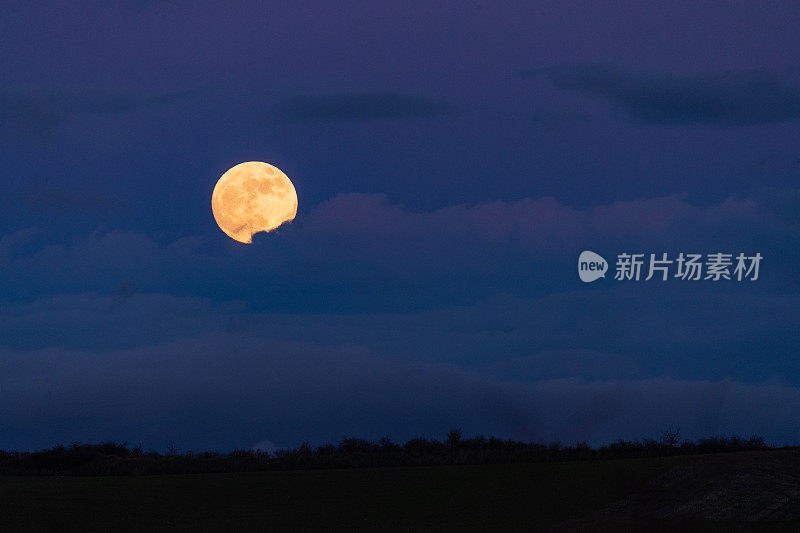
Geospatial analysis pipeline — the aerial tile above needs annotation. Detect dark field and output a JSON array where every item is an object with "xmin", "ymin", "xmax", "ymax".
[{"xmin": 1, "ymin": 450, "xmax": 799, "ymax": 531}]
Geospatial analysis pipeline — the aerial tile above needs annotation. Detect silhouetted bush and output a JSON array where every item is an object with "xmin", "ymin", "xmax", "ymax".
[{"xmin": 0, "ymin": 431, "xmax": 778, "ymax": 476}]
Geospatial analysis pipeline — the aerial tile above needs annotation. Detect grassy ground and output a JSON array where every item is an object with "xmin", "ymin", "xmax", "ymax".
[{"xmin": 1, "ymin": 451, "xmax": 798, "ymax": 531}]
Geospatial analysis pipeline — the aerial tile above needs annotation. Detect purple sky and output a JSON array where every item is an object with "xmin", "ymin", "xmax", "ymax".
[{"xmin": 1, "ymin": 1, "xmax": 799, "ymax": 451}]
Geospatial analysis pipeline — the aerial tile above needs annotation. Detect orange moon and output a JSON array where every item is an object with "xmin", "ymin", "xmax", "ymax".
[{"xmin": 211, "ymin": 162, "xmax": 298, "ymax": 243}]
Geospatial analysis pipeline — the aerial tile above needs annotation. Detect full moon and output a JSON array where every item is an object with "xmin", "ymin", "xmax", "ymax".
[{"xmin": 211, "ymin": 161, "xmax": 298, "ymax": 243}]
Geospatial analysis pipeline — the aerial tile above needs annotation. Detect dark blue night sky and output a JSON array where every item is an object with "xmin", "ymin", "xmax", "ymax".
[{"xmin": 1, "ymin": 1, "xmax": 799, "ymax": 452}]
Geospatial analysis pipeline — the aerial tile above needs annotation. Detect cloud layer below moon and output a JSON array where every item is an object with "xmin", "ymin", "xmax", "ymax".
[{"xmin": 0, "ymin": 188, "xmax": 798, "ymax": 450}]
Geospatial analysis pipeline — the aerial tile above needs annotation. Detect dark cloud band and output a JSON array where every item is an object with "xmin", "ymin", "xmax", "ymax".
[
  {"xmin": 523, "ymin": 65, "xmax": 800, "ymax": 126},
  {"xmin": 270, "ymin": 92, "xmax": 452, "ymax": 123}
]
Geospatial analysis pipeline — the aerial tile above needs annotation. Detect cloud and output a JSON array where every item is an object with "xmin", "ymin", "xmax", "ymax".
[
  {"xmin": 270, "ymin": 92, "xmax": 452, "ymax": 123},
  {"xmin": 0, "ymin": 189, "xmax": 795, "ymax": 310},
  {"xmin": 130, "ymin": 0, "xmax": 178, "ymax": 10},
  {"xmin": 0, "ymin": 227, "xmax": 38, "ymax": 261},
  {"xmin": 1, "ymin": 332, "xmax": 799, "ymax": 451},
  {"xmin": 299, "ymin": 192, "xmax": 782, "ymax": 285},
  {"xmin": 0, "ymin": 234, "xmax": 797, "ymax": 451},
  {"xmin": 307, "ymin": 192, "xmax": 764, "ymax": 249},
  {"xmin": 1, "ymin": 283, "xmax": 798, "ymax": 384},
  {"xmin": 11, "ymin": 187, "xmax": 130, "ymax": 215},
  {"xmin": 524, "ymin": 65, "xmax": 800, "ymax": 126},
  {"xmin": 529, "ymin": 109, "xmax": 591, "ymax": 128},
  {"xmin": 0, "ymin": 90, "xmax": 194, "ymax": 137}
]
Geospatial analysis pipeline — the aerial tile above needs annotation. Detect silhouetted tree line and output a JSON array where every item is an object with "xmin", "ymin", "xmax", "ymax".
[{"xmin": 0, "ymin": 430, "xmax": 772, "ymax": 476}]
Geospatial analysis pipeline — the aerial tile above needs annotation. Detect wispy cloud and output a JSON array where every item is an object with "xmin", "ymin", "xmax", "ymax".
[
  {"xmin": 0, "ymin": 90, "xmax": 194, "ymax": 136},
  {"xmin": 270, "ymin": 92, "xmax": 453, "ymax": 123},
  {"xmin": 523, "ymin": 65, "xmax": 800, "ymax": 126}
]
